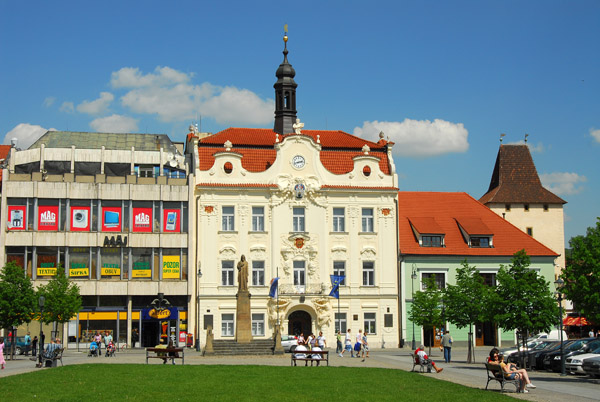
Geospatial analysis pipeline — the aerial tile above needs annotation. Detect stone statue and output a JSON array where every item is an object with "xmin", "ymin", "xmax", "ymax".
[
  {"xmin": 293, "ymin": 118, "xmax": 304, "ymax": 134},
  {"xmin": 237, "ymin": 255, "xmax": 249, "ymax": 292}
]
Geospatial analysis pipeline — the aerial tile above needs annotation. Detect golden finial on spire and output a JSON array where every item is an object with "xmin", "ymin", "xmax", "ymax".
[{"xmin": 283, "ymin": 24, "xmax": 288, "ymax": 43}]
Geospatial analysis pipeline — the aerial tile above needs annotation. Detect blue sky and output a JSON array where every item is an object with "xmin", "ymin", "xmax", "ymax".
[{"xmin": 1, "ymin": 0, "xmax": 598, "ymax": 247}]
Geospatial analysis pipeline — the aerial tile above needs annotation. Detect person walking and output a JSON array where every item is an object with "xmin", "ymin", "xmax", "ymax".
[
  {"xmin": 104, "ymin": 331, "xmax": 113, "ymax": 357},
  {"xmin": 0, "ymin": 337, "xmax": 6, "ymax": 369},
  {"xmin": 340, "ymin": 329, "xmax": 353, "ymax": 357},
  {"xmin": 336, "ymin": 330, "xmax": 342, "ymax": 354},
  {"xmin": 354, "ymin": 329, "xmax": 363, "ymax": 357},
  {"xmin": 24, "ymin": 332, "xmax": 32, "ymax": 356},
  {"xmin": 441, "ymin": 330, "xmax": 453, "ymax": 363},
  {"xmin": 361, "ymin": 331, "xmax": 370, "ymax": 361},
  {"xmin": 317, "ymin": 331, "xmax": 326, "ymax": 350},
  {"xmin": 94, "ymin": 331, "xmax": 103, "ymax": 356},
  {"xmin": 31, "ymin": 336, "xmax": 38, "ymax": 358}
]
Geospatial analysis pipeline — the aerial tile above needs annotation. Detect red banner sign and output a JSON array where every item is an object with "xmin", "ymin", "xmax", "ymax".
[
  {"xmin": 163, "ymin": 209, "xmax": 180, "ymax": 233},
  {"xmin": 38, "ymin": 205, "xmax": 59, "ymax": 231},
  {"xmin": 71, "ymin": 206, "xmax": 90, "ymax": 231},
  {"xmin": 102, "ymin": 207, "xmax": 122, "ymax": 232},
  {"xmin": 7, "ymin": 206, "xmax": 26, "ymax": 230},
  {"xmin": 133, "ymin": 207, "xmax": 153, "ymax": 232}
]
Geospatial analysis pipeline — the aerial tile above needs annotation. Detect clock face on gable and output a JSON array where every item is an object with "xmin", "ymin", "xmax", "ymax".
[{"xmin": 292, "ymin": 155, "xmax": 305, "ymax": 169}]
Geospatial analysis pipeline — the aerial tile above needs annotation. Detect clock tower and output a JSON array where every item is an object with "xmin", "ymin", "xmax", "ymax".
[{"xmin": 273, "ymin": 30, "xmax": 298, "ymax": 135}]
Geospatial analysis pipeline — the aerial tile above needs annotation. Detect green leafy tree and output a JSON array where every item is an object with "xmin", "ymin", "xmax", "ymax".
[
  {"xmin": 444, "ymin": 260, "xmax": 491, "ymax": 363},
  {"xmin": 493, "ymin": 250, "xmax": 559, "ymax": 366},
  {"xmin": 561, "ymin": 218, "xmax": 600, "ymax": 324},
  {"xmin": 408, "ymin": 276, "xmax": 443, "ymax": 355},
  {"xmin": 37, "ymin": 267, "xmax": 82, "ymax": 333},
  {"xmin": 0, "ymin": 261, "xmax": 37, "ymax": 358}
]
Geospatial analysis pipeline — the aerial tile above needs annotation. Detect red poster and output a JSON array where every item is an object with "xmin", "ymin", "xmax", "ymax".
[
  {"xmin": 102, "ymin": 206, "xmax": 121, "ymax": 232},
  {"xmin": 70, "ymin": 206, "xmax": 91, "ymax": 231},
  {"xmin": 7, "ymin": 206, "xmax": 27, "ymax": 230},
  {"xmin": 163, "ymin": 209, "xmax": 180, "ymax": 233},
  {"xmin": 133, "ymin": 207, "xmax": 153, "ymax": 232},
  {"xmin": 38, "ymin": 205, "xmax": 59, "ymax": 231}
]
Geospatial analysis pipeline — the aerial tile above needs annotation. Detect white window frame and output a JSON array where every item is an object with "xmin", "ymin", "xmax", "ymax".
[
  {"xmin": 221, "ymin": 260, "xmax": 234, "ymax": 286},
  {"xmin": 333, "ymin": 207, "xmax": 345, "ymax": 232},
  {"xmin": 251, "ymin": 313, "xmax": 265, "ymax": 336},
  {"xmin": 252, "ymin": 206, "xmax": 264, "ymax": 232},
  {"xmin": 335, "ymin": 312, "xmax": 347, "ymax": 333},
  {"xmin": 252, "ymin": 260, "xmax": 265, "ymax": 286},
  {"xmin": 333, "ymin": 261, "xmax": 346, "ymax": 286},
  {"xmin": 221, "ymin": 313, "xmax": 234, "ymax": 337},
  {"xmin": 420, "ymin": 271, "xmax": 447, "ymax": 291},
  {"xmin": 293, "ymin": 207, "xmax": 305, "ymax": 232},
  {"xmin": 361, "ymin": 208, "xmax": 374, "ymax": 232},
  {"xmin": 362, "ymin": 261, "xmax": 374, "ymax": 286},
  {"xmin": 293, "ymin": 260, "xmax": 305, "ymax": 287},
  {"xmin": 222, "ymin": 206, "xmax": 235, "ymax": 231},
  {"xmin": 364, "ymin": 312, "xmax": 376, "ymax": 334}
]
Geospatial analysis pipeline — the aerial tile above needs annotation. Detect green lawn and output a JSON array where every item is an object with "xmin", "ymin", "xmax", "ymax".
[{"xmin": 0, "ymin": 365, "xmax": 513, "ymax": 401}]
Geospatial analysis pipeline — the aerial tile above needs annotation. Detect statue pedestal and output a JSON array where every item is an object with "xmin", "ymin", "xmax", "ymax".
[
  {"xmin": 235, "ymin": 290, "xmax": 252, "ymax": 343},
  {"xmin": 273, "ymin": 324, "xmax": 284, "ymax": 354}
]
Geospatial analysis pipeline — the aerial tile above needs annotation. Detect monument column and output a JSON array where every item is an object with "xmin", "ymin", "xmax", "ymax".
[{"xmin": 236, "ymin": 255, "xmax": 252, "ymax": 343}]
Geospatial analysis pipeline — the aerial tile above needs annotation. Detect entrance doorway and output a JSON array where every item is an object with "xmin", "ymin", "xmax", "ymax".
[
  {"xmin": 476, "ymin": 322, "xmax": 497, "ymax": 346},
  {"xmin": 424, "ymin": 326, "xmax": 442, "ymax": 348},
  {"xmin": 142, "ymin": 321, "xmax": 159, "ymax": 347},
  {"xmin": 288, "ymin": 310, "xmax": 312, "ymax": 337}
]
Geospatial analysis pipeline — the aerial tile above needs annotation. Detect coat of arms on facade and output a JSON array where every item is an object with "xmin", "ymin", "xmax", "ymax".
[
  {"xmin": 295, "ymin": 238, "xmax": 304, "ymax": 249},
  {"xmin": 204, "ymin": 206, "xmax": 214, "ymax": 214},
  {"xmin": 294, "ymin": 183, "xmax": 306, "ymax": 199},
  {"xmin": 381, "ymin": 208, "xmax": 391, "ymax": 216}
]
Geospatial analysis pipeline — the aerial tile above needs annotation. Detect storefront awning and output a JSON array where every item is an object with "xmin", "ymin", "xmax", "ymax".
[{"xmin": 563, "ymin": 316, "xmax": 591, "ymax": 327}]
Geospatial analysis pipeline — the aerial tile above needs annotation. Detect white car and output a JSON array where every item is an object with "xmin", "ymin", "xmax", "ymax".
[
  {"xmin": 565, "ymin": 351, "xmax": 600, "ymax": 374},
  {"xmin": 280, "ymin": 335, "xmax": 298, "ymax": 352},
  {"xmin": 500, "ymin": 340, "xmax": 545, "ymax": 359}
]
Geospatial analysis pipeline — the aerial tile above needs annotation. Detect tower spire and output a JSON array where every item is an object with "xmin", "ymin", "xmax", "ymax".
[{"xmin": 273, "ymin": 25, "xmax": 298, "ymax": 135}]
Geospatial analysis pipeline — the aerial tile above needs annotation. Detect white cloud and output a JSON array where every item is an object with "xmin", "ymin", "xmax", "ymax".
[
  {"xmin": 2, "ymin": 123, "xmax": 54, "ymax": 149},
  {"xmin": 505, "ymin": 140, "xmax": 544, "ymax": 153},
  {"xmin": 43, "ymin": 97, "xmax": 55, "ymax": 107},
  {"xmin": 112, "ymin": 66, "xmax": 273, "ymax": 125},
  {"xmin": 77, "ymin": 92, "xmax": 114, "ymax": 115},
  {"xmin": 89, "ymin": 114, "xmax": 138, "ymax": 133},
  {"xmin": 590, "ymin": 128, "xmax": 600, "ymax": 143},
  {"xmin": 353, "ymin": 119, "xmax": 469, "ymax": 157},
  {"xmin": 111, "ymin": 66, "xmax": 191, "ymax": 88},
  {"xmin": 60, "ymin": 101, "xmax": 75, "ymax": 113},
  {"xmin": 540, "ymin": 172, "xmax": 587, "ymax": 195}
]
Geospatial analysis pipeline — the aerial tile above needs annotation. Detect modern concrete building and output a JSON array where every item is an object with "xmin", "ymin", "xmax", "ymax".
[{"xmin": 0, "ymin": 131, "xmax": 192, "ymax": 348}]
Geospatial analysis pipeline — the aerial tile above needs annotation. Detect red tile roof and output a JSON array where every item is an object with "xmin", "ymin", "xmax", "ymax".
[
  {"xmin": 455, "ymin": 217, "xmax": 492, "ymax": 235},
  {"xmin": 408, "ymin": 217, "xmax": 445, "ymax": 235},
  {"xmin": 197, "ymin": 128, "xmax": 391, "ymax": 175},
  {"xmin": 480, "ymin": 145, "xmax": 566, "ymax": 204},
  {"xmin": 197, "ymin": 183, "xmax": 278, "ymax": 188},
  {"xmin": 398, "ymin": 191, "xmax": 558, "ymax": 257}
]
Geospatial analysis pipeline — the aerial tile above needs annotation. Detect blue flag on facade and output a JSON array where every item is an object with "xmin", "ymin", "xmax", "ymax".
[
  {"xmin": 329, "ymin": 275, "xmax": 345, "ymax": 299},
  {"xmin": 269, "ymin": 277, "xmax": 279, "ymax": 298}
]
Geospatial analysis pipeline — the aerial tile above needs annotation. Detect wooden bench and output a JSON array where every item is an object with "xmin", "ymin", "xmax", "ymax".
[
  {"xmin": 484, "ymin": 362, "xmax": 521, "ymax": 393},
  {"xmin": 291, "ymin": 350, "xmax": 329, "ymax": 366},
  {"xmin": 146, "ymin": 347, "xmax": 185, "ymax": 365},
  {"xmin": 410, "ymin": 354, "xmax": 427, "ymax": 372},
  {"xmin": 43, "ymin": 347, "xmax": 64, "ymax": 367}
]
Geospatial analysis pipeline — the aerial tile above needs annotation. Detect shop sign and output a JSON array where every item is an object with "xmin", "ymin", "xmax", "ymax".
[
  {"xmin": 142, "ymin": 307, "xmax": 178, "ymax": 320},
  {"xmin": 71, "ymin": 206, "xmax": 90, "ymax": 231},
  {"xmin": 7, "ymin": 206, "xmax": 27, "ymax": 230},
  {"xmin": 37, "ymin": 265, "xmax": 57, "ymax": 276},
  {"xmin": 103, "ymin": 235, "xmax": 128, "ymax": 247},
  {"xmin": 148, "ymin": 308, "xmax": 172, "ymax": 319},
  {"xmin": 101, "ymin": 264, "xmax": 121, "ymax": 276},
  {"xmin": 162, "ymin": 256, "xmax": 180, "ymax": 279},
  {"xmin": 102, "ymin": 207, "xmax": 121, "ymax": 232},
  {"xmin": 133, "ymin": 207, "xmax": 152, "ymax": 233},
  {"xmin": 132, "ymin": 261, "xmax": 151, "ymax": 278},
  {"xmin": 38, "ymin": 205, "xmax": 59, "ymax": 231},
  {"xmin": 69, "ymin": 264, "xmax": 89, "ymax": 277},
  {"xmin": 163, "ymin": 209, "xmax": 180, "ymax": 232}
]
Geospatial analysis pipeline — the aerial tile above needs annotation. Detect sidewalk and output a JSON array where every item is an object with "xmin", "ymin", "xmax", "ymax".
[{"xmin": 1, "ymin": 346, "xmax": 598, "ymax": 401}]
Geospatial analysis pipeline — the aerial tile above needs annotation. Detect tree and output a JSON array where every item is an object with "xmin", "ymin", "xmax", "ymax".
[
  {"xmin": 37, "ymin": 267, "xmax": 82, "ymax": 337},
  {"xmin": 493, "ymin": 250, "xmax": 559, "ymax": 367},
  {"xmin": 561, "ymin": 218, "xmax": 600, "ymax": 324},
  {"xmin": 444, "ymin": 260, "xmax": 491, "ymax": 363},
  {"xmin": 408, "ymin": 276, "xmax": 443, "ymax": 355},
  {"xmin": 0, "ymin": 261, "xmax": 37, "ymax": 358}
]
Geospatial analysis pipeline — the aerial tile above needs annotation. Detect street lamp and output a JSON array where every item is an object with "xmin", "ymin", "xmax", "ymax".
[
  {"xmin": 38, "ymin": 295, "xmax": 45, "ymax": 367},
  {"xmin": 411, "ymin": 264, "xmax": 418, "ymax": 350},
  {"xmin": 554, "ymin": 277, "xmax": 566, "ymax": 376},
  {"xmin": 196, "ymin": 266, "xmax": 203, "ymax": 352}
]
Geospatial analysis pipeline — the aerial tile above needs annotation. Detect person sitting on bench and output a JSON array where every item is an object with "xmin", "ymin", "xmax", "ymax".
[
  {"xmin": 415, "ymin": 345, "xmax": 443, "ymax": 373},
  {"xmin": 294, "ymin": 341, "xmax": 308, "ymax": 366}
]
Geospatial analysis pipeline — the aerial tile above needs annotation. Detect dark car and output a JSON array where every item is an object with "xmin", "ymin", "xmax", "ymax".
[
  {"xmin": 543, "ymin": 338, "xmax": 599, "ymax": 372},
  {"xmin": 508, "ymin": 340, "xmax": 555, "ymax": 365},
  {"xmin": 581, "ymin": 356, "xmax": 600, "ymax": 378},
  {"xmin": 4, "ymin": 336, "xmax": 30, "ymax": 355},
  {"xmin": 512, "ymin": 340, "xmax": 567, "ymax": 370}
]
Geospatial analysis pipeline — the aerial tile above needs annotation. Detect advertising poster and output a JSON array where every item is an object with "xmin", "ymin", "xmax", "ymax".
[
  {"xmin": 102, "ymin": 207, "xmax": 121, "ymax": 232},
  {"xmin": 37, "ymin": 254, "xmax": 57, "ymax": 276},
  {"xmin": 70, "ymin": 206, "xmax": 90, "ymax": 231},
  {"xmin": 132, "ymin": 207, "xmax": 153, "ymax": 233},
  {"xmin": 69, "ymin": 264, "xmax": 89, "ymax": 277},
  {"xmin": 162, "ymin": 255, "xmax": 180, "ymax": 279},
  {"xmin": 38, "ymin": 205, "xmax": 59, "ymax": 231},
  {"xmin": 7, "ymin": 205, "xmax": 26, "ymax": 230},
  {"xmin": 101, "ymin": 264, "xmax": 121, "ymax": 276},
  {"xmin": 132, "ymin": 261, "xmax": 151, "ymax": 278},
  {"xmin": 163, "ymin": 209, "xmax": 180, "ymax": 233}
]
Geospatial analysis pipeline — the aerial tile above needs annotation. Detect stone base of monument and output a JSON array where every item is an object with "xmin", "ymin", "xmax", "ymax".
[{"xmin": 235, "ymin": 290, "xmax": 252, "ymax": 343}]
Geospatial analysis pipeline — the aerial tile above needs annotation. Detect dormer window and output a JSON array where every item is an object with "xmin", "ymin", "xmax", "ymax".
[
  {"xmin": 470, "ymin": 236, "xmax": 491, "ymax": 248},
  {"xmin": 408, "ymin": 217, "xmax": 445, "ymax": 248},
  {"xmin": 455, "ymin": 217, "xmax": 493, "ymax": 248},
  {"xmin": 422, "ymin": 235, "xmax": 443, "ymax": 247}
]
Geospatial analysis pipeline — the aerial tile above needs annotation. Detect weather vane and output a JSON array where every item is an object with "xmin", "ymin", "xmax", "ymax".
[
  {"xmin": 500, "ymin": 133, "xmax": 506, "ymax": 143},
  {"xmin": 524, "ymin": 133, "xmax": 529, "ymax": 143}
]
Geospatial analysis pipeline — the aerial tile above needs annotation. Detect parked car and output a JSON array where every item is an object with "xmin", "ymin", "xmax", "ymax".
[
  {"xmin": 581, "ymin": 356, "xmax": 600, "ymax": 378},
  {"xmin": 281, "ymin": 334, "xmax": 298, "ymax": 352},
  {"xmin": 565, "ymin": 345, "xmax": 600, "ymax": 374},
  {"xmin": 543, "ymin": 338, "xmax": 599, "ymax": 372},
  {"xmin": 4, "ymin": 336, "xmax": 29, "ymax": 355},
  {"xmin": 500, "ymin": 339, "xmax": 545, "ymax": 361},
  {"xmin": 528, "ymin": 340, "xmax": 571, "ymax": 370},
  {"xmin": 507, "ymin": 340, "xmax": 555, "ymax": 365},
  {"xmin": 531, "ymin": 330, "xmax": 568, "ymax": 341}
]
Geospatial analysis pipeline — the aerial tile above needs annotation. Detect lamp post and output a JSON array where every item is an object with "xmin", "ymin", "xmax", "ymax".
[
  {"xmin": 554, "ymin": 278, "xmax": 566, "ymax": 376},
  {"xmin": 411, "ymin": 264, "xmax": 417, "ymax": 350},
  {"xmin": 196, "ymin": 266, "xmax": 203, "ymax": 352},
  {"xmin": 38, "ymin": 296, "xmax": 45, "ymax": 367}
]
